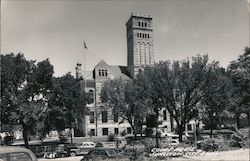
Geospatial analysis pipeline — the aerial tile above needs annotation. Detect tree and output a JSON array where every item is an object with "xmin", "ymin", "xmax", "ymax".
[
  {"xmin": 47, "ymin": 73, "xmax": 86, "ymax": 144},
  {"xmin": 101, "ymin": 79, "xmax": 151, "ymax": 139},
  {"xmin": 200, "ymin": 63, "xmax": 231, "ymax": 137},
  {"xmin": 138, "ymin": 55, "xmax": 212, "ymax": 142},
  {"xmin": 228, "ymin": 47, "xmax": 250, "ymax": 128},
  {"xmin": 1, "ymin": 53, "xmax": 53, "ymax": 148}
]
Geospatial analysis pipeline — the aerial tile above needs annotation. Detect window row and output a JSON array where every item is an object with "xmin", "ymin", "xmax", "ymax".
[
  {"xmin": 89, "ymin": 111, "xmax": 118, "ymax": 123},
  {"xmin": 138, "ymin": 21, "xmax": 148, "ymax": 28},
  {"xmin": 98, "ymin": 69, "xmax": 108, "ymax": 77},
  {"xmin": 137, "ymin": 33, "xmax": 150, "ymax": 39},
  {"xmin": 91, "ymin": 110, "xmax": 167, "ymax": 124},
  {"xmin": 89, "ymin": 127, "xmax": 132, "ymax": 136}
]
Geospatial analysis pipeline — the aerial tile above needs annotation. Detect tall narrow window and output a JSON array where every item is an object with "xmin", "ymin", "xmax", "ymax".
[
  {"xmin": 101, "ymin": 70, "xmax": 104, "ymax": 76},
  {"xmin": 102, "ymin": 111, "xmax": 108, "ymax": 123},
  {"xmin": 138, "ymin": 21, "xmax": 141, "ymax": 27},
  {"xmin": 98, "ymin": 69, "xmax": 101, "ymax": 76},
  {"xmin": 127, "ymin": 127, "xmax": 132, "ymax": 134},
  {"xmin": 90, "ymin": 111, "xmax": 95, "ymax": 123},
  {"xmin": 114, "ymin": 128, "xmax": 119, "ymax": 135},
  {"xmin": 102, "ymin": 128, "xmax": 108, "ymax": 135},
  {"xmin": 104, "ymin": 70, "xmax": 108, "ymax": 76},
  {"xmin": 145, "ymin": 23, "xmax": 147, "ymax": 27},
  {"xmin": 114, "ymin": 113, "xmax": 118, "ymax": 122},
  {"xmin": 163, "ymin": 110, "xmax": 167, "ymax": 121},
  {"xmin": 90, "ymin": 129, "xmax": 95, "ymax": 136}
]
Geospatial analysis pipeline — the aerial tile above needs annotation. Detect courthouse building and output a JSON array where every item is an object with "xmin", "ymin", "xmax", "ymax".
[{"xmin": 76, "ymin": 14, "xmax": 181, "ymax": 137}]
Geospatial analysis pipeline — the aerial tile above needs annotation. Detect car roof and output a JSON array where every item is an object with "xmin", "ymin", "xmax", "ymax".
[
  {"xmin": 0, "ymin": 146, "xmax": 32, "ymax": 153},
  {"xmin": 82, "ymin": 142, "xmax": 95, "ymax": 144},
  {"xmin": 90, "ymin": 148, "xmax": 116, "ymax": 151},
  {"xmin": 0, "ymin": 146, "xmax": 37, "ymax": 159}
]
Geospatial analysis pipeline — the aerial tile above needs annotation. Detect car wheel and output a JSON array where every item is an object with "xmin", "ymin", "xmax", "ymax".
[{"xmin": 70, "ymin": 152, "xmax": 76, "ymax": 157}]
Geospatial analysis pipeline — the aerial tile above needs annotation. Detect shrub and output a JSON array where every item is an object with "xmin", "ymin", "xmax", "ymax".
[
  {"xmin": 108, "ymin": 133, "xmax": 115, "ymax": 141},
  {"xmin": 229, "ymin": 140, "xmax": 243, "ymax": 148},
  {"xmin": 197, "ymin": 139, "xmax": 219, "ymax": 152},
  {"xmin": 141, "ymin": 138, "xmax": 156, "ymax": 153}
]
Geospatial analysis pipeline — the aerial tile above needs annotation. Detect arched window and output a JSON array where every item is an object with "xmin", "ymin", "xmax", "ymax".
[
  {"xmin": 142, "ymin": 22, "xmax": 144, "ymax": 27},
  {"xmin": 145, "ymin": 23, "xmax": 147, "ymax": 27},
  {"xmin": 140, "ymin": 33, "xmax": 142, "ymax": 38},
  {"xmin": 137, "ymin": 33, "xmax": 139, "ymax": 37},
  {"xmin": 138, "ymin": 21, "xmax": 140, "ymax": 27}
]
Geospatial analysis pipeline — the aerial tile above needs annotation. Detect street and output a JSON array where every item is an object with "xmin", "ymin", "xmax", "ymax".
[{"xmin": 39, "ymin": 156, "xmax": 83, "ymax": 161}]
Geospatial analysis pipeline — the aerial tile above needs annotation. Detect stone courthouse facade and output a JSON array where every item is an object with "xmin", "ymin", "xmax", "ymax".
[{"xmin": 76, "ymin": 14, "xmax": 173, "ymax": 137}]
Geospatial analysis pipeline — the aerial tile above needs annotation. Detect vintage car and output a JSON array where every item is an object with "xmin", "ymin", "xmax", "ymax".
[
  {"xmin": 81, "ymin": 148, "xmax": 129, "ymax": 161},
  {"xmin": 0, "ymin": 146, "xmax": 38, "ymax": 161}
]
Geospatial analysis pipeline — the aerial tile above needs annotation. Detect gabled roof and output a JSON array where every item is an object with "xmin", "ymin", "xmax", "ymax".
[
  {"xmin": 94, "ymin": 59, "xmax": 109, "ymax": 69},
  {"xmin": 109, "ymin": 65, "xmax": 131, "ymax": 80}
]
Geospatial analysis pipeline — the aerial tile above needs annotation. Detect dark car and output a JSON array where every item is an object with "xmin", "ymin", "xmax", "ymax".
[
  {"xmin": 43, "ymin": 144, "xmax": 68, "ymax": 159},
  {"xmin": 0, "ymin": 146, "xmax": 38, "ymax": 161},
  {"xmin": 81, "ymin": 148, "xmax": 129, "ymax": 161}
]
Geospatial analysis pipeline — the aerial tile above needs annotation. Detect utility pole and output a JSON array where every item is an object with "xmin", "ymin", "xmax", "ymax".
[
  {"xmin": 94, "ymin": 89, "xmax": 98, "ymax": 136},
  {"xmin": 194, "ymin": 119, "xmax": 197, "ymax": 149}
]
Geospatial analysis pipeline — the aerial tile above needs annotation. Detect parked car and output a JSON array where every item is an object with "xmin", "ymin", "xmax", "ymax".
[
  {"xmin": 0, "ymin": 146, "xmax": 38, "ymax": 161},
  {"xmin": 43, "ymin": 144, "xmax": 68, "ymax": 159},
  {"xmin": 80, "ymin": 142, "xmax": 96, "ymax": 148},
  {"xmin": 69, "ymin": 142, "xmax": 103, "ymax": 156},
  {"xmin": 81, "ymin": 148, "xmax": 129, "ymax": 161}
]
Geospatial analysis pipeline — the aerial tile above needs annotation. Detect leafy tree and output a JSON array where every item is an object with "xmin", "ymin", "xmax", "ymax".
[
  {"xmin": 228, "ymin": 47, "xmax": 250, "ymax": 128},
  {"xmin": 101, "ymin": 79, "xmax": 150, "ymax": 139},
  {"xmin": 46, "ymin": 73, "xmax": 86, "ymax": 144},
  {"xmin": 139, "ymin": 55, "xmax": 212, "ymax": 142},
  {"xmin": 200, "ymin": 63, "xmax": 231, "ymax": 137},
  {"xmin": 1, "ymin": 53, "xmax": 53, "ymax": 148}
]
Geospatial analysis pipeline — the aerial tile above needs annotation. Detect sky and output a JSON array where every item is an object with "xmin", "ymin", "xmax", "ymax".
[{"xmin": 1, "ymin": 0, "xmax": 249, "ymax": 77}]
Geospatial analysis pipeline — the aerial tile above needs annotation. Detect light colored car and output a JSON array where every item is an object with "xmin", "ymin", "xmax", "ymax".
[
  {"xmin": 0, "ymin": 146, "xmax": 38, "ymax": 161},
  {"xmin": 80, "ymin": 142, "xmax": 96, "ymax": 148}
]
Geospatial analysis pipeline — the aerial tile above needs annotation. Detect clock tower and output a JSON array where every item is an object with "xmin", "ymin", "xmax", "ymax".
[{"xmin": 126, "ymin": 13, "xmax": 154, "ymax": 78}]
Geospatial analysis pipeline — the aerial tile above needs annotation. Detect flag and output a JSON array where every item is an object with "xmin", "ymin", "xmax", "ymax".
[{"xmin": 84, "ymin": 41, "xmax": 88, "ymax": 50}]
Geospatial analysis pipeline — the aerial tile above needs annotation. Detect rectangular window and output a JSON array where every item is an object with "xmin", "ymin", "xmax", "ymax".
[
  {"xmin": 102, "ymin": 70, "xmax": 105, "ymax": 76},
  {"xmin": 104, "ymin": 70, "xmax": 108, "ymax": 76},
  {"xmin": 127, "ymin": 127, "xmax": 132, "ymax": 134},
  {"xmin": 90, "ymin": 129, "xmax": 95, "ymax": 136},
  {"xmin": 114, "ymin": 113, "xmax": 118, "ymax": 123},
  {"xmin": 9, "ymin": 152, "xmax": 32, "ymax": 161},
  {"xmin": 102, "ymin": 111, "xmax": 108, "ymax": 123},
  {"xmin": 90, "ymin": 111, "xmax": 95, "ymax": 123},
  {"xmin": 187, "ymin": 124, "xmax": 192, "ymax": 131},
  {"xmin": 114, "ymin": 128, "xmax": 119, "ymax": 135},
  {"xmin": 163, "ymin": 110, "xmax": 167, "ymax": 121},
  {"xmin": 102, "ymin": 128, "xmax": 108, "ymax": 135},
  {"xmin": 98, "ymin": 69, "xmax": 101, "ymax": 76}
]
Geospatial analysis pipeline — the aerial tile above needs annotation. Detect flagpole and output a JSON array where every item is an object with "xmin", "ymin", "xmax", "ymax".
[
  {"xmin": 84, "ymin": 42, "xmax": 87, "ymax": 91},
  {"xmin": 83, "ymin": 41, "xmax": 87, "ymax": 137}
]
